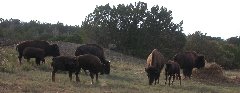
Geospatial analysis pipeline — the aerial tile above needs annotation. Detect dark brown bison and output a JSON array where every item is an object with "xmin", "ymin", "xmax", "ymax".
[
  {"xmin": 165, "ymin": 60, "xmax": 181, "ymax": 86},
  {"xmin": 51, "ymin": 56, "xmax": 79, "ymax": 82},
  {"xmin": 174, "ymin": 51, "xmax": 205, "ymax": 79},
  {"xmin": 145, "ymin": 49, "xmax": 165, "ymax": 85},
  {"xmin": 76, "ymin": 54, "xmax": 104, "ymax": 84},
  {"xmin": 75, "ymin": 44, "xmax": 110, "ymax": 74},
  {"xmin": 23, "ymin": 47, "xmax": 45, "ymax": 65},
  {"xmin": 16, "ymin": 40, "xmax": 60, "ymax": 65}
]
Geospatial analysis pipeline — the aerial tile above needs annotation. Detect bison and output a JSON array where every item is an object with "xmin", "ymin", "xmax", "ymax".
[
  {"xmin": 76, "ymin": 54, "xmax": 104, "ymax": 84},
  {"xmin": 16, "ymin": 40, "xmax": 60, "ymax": 65},
  {"xmin": 51, "ymin": 56, "xmax": 79, "ymax": 82},
  {"xmin": 165, "ymin": 60, "xmax": 181, "ymax": 86},
  {"xmin": 75, "ymin": 44, "xmax": 110, "ymax": 74},
  {"xmin": 173, "ymin": 51, "xmax": 205, "ymax": 79},
  {"xmin": 23, "ymin": 47, "xmax": 45, "ymax": 65},
  {"xmin": 145, "ymin": 49, "xmax": 165, "ymax": 85}
]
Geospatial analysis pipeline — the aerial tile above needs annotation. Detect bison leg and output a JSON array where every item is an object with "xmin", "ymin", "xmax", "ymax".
[
  {"xmin": 165, "ymin": 71, "xmax": 168, "ymax": 85},
  {"xmin": 90, "ymin": 72, "xmax": 94, "ymax": 84},
  {"xmin": 69, "ymin": 71, "xmax": 73, "ymax": 81},
  {"xmin": 154, "ymin": 78, "xmax": 158, "ymax": 85},
  {"xmin": 168, "ymin": 75, "xmax": 171, "ymax": 86},
  {"xmin": 75, "ymin": 68, "xmax": 80, "ymax": 82},
  {"xmin": 52, "ymin": 69, "xmax": 57, "ymax": 82},
  {"xmin": 183, "ymin": 69, "xmax": 188, "ymax": 79},
  {"xmin": 178, "ymin": 74, "xmax": 181, "ymax": 85},
  {"xmin": 188, "ymin": 68, "xmax": 193, "ymax": 79},
  {"xmin": 36, "ymin": 58, "xmax": 41, "ymax": 65},
  {"xmin": 18, "ymin": 54, "xmax": 22, "ymax": 65},
  {"xmin": 75, "ymin": 72, "xmax": 80, "ymax": 82},
  {"xmin": 96, "ymin": 73, "xmax": 99, "ymax": 82},
  {"xmin": 154, "ymin": 73, "xmax": 160, "ymax": 85},
  {"xmin": 172, "ymin": 74, "xmax": 175, "ymax": 85},
  {"xmin": 154, "ymin": 76, "xmax": 157, "ymax": 85},
  {"xmin": 183, "ymin": 68, "xmax": 193, "ymax": 79}
]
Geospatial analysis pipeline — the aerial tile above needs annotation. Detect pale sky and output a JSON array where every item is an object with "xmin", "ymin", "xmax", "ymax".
[{"xmin": 1, "ymin": 0, "xmax": 240, "ymax": 39}]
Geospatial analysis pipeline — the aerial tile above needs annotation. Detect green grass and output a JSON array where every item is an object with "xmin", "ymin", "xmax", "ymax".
[{"xmin": 0, "ymin": 46, "xmax": 240, "ymax": 93}]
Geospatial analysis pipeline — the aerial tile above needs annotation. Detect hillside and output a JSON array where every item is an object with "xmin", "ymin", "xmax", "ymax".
[{"xmin": 0, "ymin": 41, "xmax": 240, "ymax": 93}]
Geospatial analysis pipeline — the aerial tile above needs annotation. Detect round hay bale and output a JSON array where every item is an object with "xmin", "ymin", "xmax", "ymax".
[{"xmin": 192, "ymin": 63, "xmax": 227, "ymax": 82}]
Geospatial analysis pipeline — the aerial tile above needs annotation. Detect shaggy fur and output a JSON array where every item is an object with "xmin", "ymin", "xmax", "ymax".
[{"xmin": 145, "ymin": 49, "xmax": 165, "ymax": 85}]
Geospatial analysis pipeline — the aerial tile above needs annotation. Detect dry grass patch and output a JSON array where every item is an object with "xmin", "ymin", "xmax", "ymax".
[
  {"xmin": 192, "ymin": 63, "xmax": 225, "ymax": 80},
  {"xmin": 192, "ymin": 62, "xmax": 240, "ymax": 85}
]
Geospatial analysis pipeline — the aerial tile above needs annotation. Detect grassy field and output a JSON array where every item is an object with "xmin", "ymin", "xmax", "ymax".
[{"xmin": 0, "ymin": 45, "xmax": 240, "ymax": 93}]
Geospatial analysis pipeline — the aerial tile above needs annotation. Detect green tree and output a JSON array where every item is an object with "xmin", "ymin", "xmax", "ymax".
[{"xmin": 81, "ymin": 2, "xmax": 186, "ymax": 58}]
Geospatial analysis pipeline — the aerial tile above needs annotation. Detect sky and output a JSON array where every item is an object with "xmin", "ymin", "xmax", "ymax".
[{"xmin": 1, "ymin": 0, "xmax": 240, "ymax": 39}]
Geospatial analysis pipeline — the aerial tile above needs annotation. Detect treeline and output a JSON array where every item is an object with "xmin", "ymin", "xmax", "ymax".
[
  {"xmin": 0, "ymin": 18, "xmax": 82, "ymax": 43},
  {"xmin": 1, "ymin": 2, "xmax": 240, "ymax": 69}
]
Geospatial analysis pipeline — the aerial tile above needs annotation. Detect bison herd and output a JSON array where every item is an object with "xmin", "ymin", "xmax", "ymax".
[
  {"xmin": 145, "ymin": 49, "xmax": 205, "ymax": 85},
  {"xmin": 16, "ymin": 40, "xmax": 109, "ymax": 84},
  {"xmin": 16, "ymin": 40, "xmax": 205, "ymax": 85}
]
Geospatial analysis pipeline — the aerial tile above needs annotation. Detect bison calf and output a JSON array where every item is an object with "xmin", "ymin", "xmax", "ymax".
[
  {"xmin": 51, "ymin": 56, "xmax": 79, "ymax": 82},
  {"xmin": 76, "ymin": 54, "xmax": 104, "ymax": 84},
  {"xmin": 23, "ymin": 47, "xmax": 45, "ymax": 65},
  {"xmin": 165, "ymin": 60, "xmax": 181, "ymax": 86}
]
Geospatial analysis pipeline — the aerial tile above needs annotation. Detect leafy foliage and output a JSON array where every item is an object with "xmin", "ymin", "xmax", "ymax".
[
  {"xmin": 81, "ymin": 2, "xmax": 186, "ymax": 58},
  {"xmin": 0, "ymin": 18, "xmax": 82, "ymax": 43}
]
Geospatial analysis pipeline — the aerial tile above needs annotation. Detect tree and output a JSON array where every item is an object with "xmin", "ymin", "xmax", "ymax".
[{"xmin": 81, "ymin": 2, "xmax": 186, "ymax": 58}]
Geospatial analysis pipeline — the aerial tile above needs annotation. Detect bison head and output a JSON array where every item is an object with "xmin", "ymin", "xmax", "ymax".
[
  {"xmin": 195, "ymin": 55, "xmax": 205, "ymax": 69},
  {"xmin": 103, "ymin": 59, "xmax": 110, "ymax": 74},
  {"xmin": 145, "ymin": 67, "xmax": 159, "ymax": 85},
  {"xmin": 47, "ymin": 44, "xmax": 60, "ymax": 57}
]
